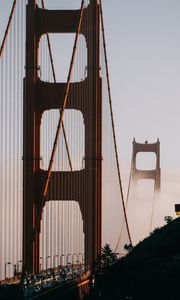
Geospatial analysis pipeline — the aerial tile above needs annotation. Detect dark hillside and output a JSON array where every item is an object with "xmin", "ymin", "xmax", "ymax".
[{"xmin": 89, "ymin": 217, "xmax": 180, "ymax": 300}]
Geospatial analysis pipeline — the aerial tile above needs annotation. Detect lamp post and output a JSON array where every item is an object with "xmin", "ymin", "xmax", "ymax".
[
  {"xmin": 77, "ymin": 253, "xmax": 83, "ymax": 274},
  {"xmin": 17, "ymin": 260, "xmax": 22, "ymax": 274},
  {"xmin": 46, "ymin": 256, "xmax": 51, "ymax": 271},
  {"xmin": 67, "ymin": 253, "xmax": 72, "ymax": 267},
  {"xmin": 60, "ymin": 254, "xmax": 65, "ymax": 267},
  {"xmin": 39, "ymin": 257, "xmax": 43, "ymax": 272},
  {"xmin": 77, "ymin": 253, "xmax": 82, "ymax": 264},
  {"xmin": 72, "ymin": 253, "xmax": 77, "ymax": 266},
  {"xmin": 5, "ymin": 262, "xmax": 11, "ymax": 281},
  {"xmin": 53, "ymin": 255, "xmax": 58, "ymax": 269},
  {"xmin": 13, "ymin": 264, "xmax": 17, "ymax": 278},
  {"xmin": 82, "ymin": 254, "xmax": 85, "ymax": 272}
]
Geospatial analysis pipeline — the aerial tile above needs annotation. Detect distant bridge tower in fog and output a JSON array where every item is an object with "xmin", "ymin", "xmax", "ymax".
[{"xmin": 131, "ymin": 138, "xmax": 161, "ymax": 192}]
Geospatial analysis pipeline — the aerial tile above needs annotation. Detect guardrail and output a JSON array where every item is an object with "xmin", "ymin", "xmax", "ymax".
[{"xmin": 0, "ymin": 263, "xmax": 92, "ymax": 299}]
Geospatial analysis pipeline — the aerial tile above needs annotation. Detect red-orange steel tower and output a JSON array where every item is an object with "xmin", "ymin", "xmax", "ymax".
[
  {"xmin": 131, "ymin": 138, "xmax": 161, "ymax": 192},
  {"xmin": 23, "ymin": 0, "xmax": 102, "ymax": 273}
]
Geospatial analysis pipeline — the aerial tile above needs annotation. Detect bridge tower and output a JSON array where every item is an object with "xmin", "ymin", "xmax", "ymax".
[
  {"xmin": 23, "ymin": 0, "xmax": 102, "ymax": 273},
  {"xmin": 131, "ymin": 138, "xmax": 161, "ymax": 192}
]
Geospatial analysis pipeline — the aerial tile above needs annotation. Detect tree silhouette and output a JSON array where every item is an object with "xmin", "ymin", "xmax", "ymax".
[
  {"xmin": 93, "ymin": 244, "xmax": 118, "ymax": 274},
  {"xmin": 164, "ymin": 216, "xmax": 173, "ymax": 224}
]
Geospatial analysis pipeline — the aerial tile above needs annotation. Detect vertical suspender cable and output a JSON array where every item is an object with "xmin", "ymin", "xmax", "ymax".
[
  {"xmin": 0, "ymin": 33, "xmax": 4, "ymax": 280},
  {"xmin": 14, "ymin": 1, "xmax": 18, "ymax": 265},
  {"xmin": 5, "ymin": 23, "xmax": 9, "ymax": 270},
  {"xmin": 0, "ymin": 0, "xmax": 24, "ymax": 279},
  {"xmin": 10, "ymin": 6, "xmax": 14, "ymax": 268}
]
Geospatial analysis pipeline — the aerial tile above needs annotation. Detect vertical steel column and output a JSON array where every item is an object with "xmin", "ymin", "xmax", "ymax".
[
  {"xmin": 23, "ymin": 0, "xmax": 40, "ymax": 273},
  {"xmin": 85, "ymin": 0, "xmax": 102, "ymax": 266},
  {"xmin": 93, "ymin": 0, "xmax": 102, "ymax": 264}
]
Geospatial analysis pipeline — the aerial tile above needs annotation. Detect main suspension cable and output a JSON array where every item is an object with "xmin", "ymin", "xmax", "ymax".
[
  {"xmin": 149, "ymin": 184, "xmax": 157, "ymax": 233},
  {"xmin": 114, "ymin": 158, "xmax": 133, "ymax": 253},
  {"xmin": 0, "ymin": 0, "xmax": 17, "ymax": 58},
  {"xmin": 125, "ymin": 157, "xmax": 133, "ymax": 208},
  {"xmin": 99, "ymin": 0, "xmax": 132, "ymax": 247}
]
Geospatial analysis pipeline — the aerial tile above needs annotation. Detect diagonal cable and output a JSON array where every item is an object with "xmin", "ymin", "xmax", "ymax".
[
  {"xmin": 99, "ymin": 0, "xmax": 132, "ymax": 247},
  {"xmin": 114, "ymin": 158, "xmax": 133, "ymax": 253},
  {"xmin": 39, "ymin": 0, "xmax": 85, "ymax": 214},
  {"xmin": 125, "ymin": 157, "xmax": 133, "ymax": 208},
  {"xmin": 0, "ymin": 0, "xmax": 17, "ymax": 58},
  {"xmin": 149, "ymin": 182, "xmax": 157, "ymax": 233},
  {"xmin": 41, "ymin": 0, "xmax": 73, "ymax": 172}
]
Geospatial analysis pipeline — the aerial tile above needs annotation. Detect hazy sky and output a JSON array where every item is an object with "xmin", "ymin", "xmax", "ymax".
[
  {"xmin": 103, "ymin": 0, "xmax": 180, "ymax": 170},
  {"xmin": 1, "ymin": 1, "xmax": 180, "ymax": 168},
  {"xmin": 101, "ymin": 0, "xmax": 180, "ymax": 242},
  {"xmin": 1, "ymin": 0, "xmax": 180, "ymax": 244}
]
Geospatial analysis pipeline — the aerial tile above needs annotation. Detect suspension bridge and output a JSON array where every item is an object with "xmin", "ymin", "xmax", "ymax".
[{"xmin": 0, "ymin": 0, "xmax": 160, "ymax": 298}]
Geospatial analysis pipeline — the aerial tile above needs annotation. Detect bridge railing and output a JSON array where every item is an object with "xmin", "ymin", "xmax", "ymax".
[{"xmin": 0, "ymin": 262, "xmax": 89, "ymax": 299}]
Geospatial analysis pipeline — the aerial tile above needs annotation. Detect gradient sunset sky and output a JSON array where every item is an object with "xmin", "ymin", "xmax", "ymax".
[{"xmin": 1, "ymin": 0, "xmax": 180, "ymax": 244}]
